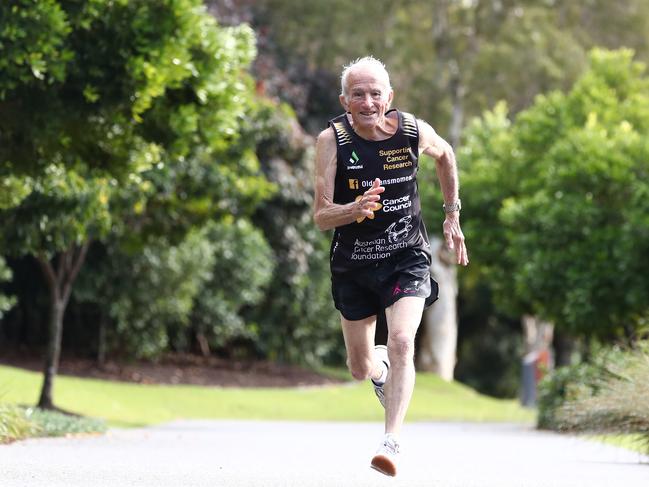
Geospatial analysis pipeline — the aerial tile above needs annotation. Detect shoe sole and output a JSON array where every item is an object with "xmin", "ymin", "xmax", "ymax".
[{"xmin": 370, "ymin": 454, "xmax": 397, "ymax": 477}]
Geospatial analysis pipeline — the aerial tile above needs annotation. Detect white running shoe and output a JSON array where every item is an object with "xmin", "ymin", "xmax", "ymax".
[
  {"xmin": 370, "ymin": 434, "xmax": 400, "ymax": 477},
  {"xmin": 371, "ymin": 344, "xmax": 389, "ymax": 408}
]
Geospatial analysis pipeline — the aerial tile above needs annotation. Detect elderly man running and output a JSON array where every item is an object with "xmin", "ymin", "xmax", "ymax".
[{"xmin": 313, "ymin": 56, "xmax": 468, "ymax": 477}]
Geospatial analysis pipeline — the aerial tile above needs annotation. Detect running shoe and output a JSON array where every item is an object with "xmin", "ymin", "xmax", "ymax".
[
  {"xmin": 370, "ymin": 434, "xmax": 399, "ymax": 477},
  {"xmin": 371, "ymin": 344, "xmax": 389, "ymax": 408}
]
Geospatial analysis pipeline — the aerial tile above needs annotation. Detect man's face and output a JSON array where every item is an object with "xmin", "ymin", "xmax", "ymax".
[{"xmin": 339, "ymin": 67, "xmax": 393, "ymax": 131}]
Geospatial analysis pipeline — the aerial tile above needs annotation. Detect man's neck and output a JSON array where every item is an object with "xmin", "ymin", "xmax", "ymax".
[{"xmin": 348, "ymin": 112, "xmax": 398, "ymax": 141}]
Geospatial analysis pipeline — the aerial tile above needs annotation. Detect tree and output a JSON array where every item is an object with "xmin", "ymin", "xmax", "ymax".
[
  {"xmin": 502, "ymin": 49, "xmax": 649, "ymax": 341},
  {"xmin": 462, "ymin": 49, "xmax": 649, "ymax": 343},
  {"xmin": 0, "ymin": 0, "xmax": 261, "ymax": 408},
  {"xmin": 0, "ymin": 168, "xmax": 111, "ymax": 407}
]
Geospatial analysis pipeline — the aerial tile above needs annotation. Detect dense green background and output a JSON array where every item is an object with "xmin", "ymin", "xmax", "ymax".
[{"xmin": 1, "ymin": 0, "xmax": 649, "ymax": 410}]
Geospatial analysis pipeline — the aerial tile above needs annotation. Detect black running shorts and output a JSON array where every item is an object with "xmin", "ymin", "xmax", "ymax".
[{"xmin": 331, "ymin": 248, "xmax": 439, "ymax": 321}]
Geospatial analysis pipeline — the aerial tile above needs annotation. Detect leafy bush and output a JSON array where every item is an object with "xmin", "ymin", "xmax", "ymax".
[
  {"xmin": 251, "ymin": 101, "xmax": 342, "ymax": 366},
  {"xmin": 555, "ymin": 345, "xmax": 649, "ymax": 453},
  {"xmin": 189, "ymin": 217, "xmax": 275, "ymax": 355},
  {"xmin": 25, "ymin": 407, "xmax": 106, "ymax": 437},
  {"xmin": 0, "ymin": 404, "xmax": 106, "ymax": 443},
  {"xmin": 537, "ymin": 359, "xmax": 602, "ymax": 430},
  {"xmin": 0, "ymin": 404, "xmax": 38, "ymax": 443},
  {"xmin": 75, "ymin": 230, "xmax": 215, "ymax": 359},
  {"xmin": 538, "ymin": 343, "xmax": 649, "ymax": 454}
]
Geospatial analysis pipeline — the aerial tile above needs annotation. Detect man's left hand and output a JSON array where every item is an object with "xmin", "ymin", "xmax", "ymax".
[{"xmin": 443, "ymin": 213, "xmax": 469, "ymax": 266}]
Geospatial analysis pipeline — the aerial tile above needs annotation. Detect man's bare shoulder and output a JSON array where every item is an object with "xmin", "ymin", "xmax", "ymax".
[
  {"xmin": 316, "ymin": 126, "xmax": 336, "ymax": 147},
  {"xmin": 416, "ymin": 118, "xmax": 437, "ymax": 137}
]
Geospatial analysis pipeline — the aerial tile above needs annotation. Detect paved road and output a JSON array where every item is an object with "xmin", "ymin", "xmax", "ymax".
[{"xmin": 1, "ymin": 421, "xmax": 647, "ymax": 487}]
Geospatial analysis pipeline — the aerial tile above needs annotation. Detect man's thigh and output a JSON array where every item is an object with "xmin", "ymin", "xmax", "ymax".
[
  {"xmin": 385, "ymin": 296, "xmax": 425, "ymax": 339},
  {"xmin": 340, "ymin": 314, "xmax": 377, "ymax": 362}
]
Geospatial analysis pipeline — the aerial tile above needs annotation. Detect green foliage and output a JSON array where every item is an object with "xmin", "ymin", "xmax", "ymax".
[
  {"xmin": 0, "ymin": 166, "xmax": 112, "ymax": 259},
  {"xmin": 0, "ymin": 404, "xmax": 38, "ymax": 443},
  {"xmin": 537, "ymin": 357, "xmax": 602, "ymax": 430},
  {"xmin": 0, "ymin": 0, "xmax": 71, "ymax": 95},
  {"xmin": 259, "ymin": 0, "xmax": 649, "ymax": 135},
  {"xmin": 24, "ymin": 407, "xmax": 106, "ymax": 437},
  {"xmin": 0, "ymin": 175, "xmax": 32, "ymax": 210},
  {"xmin": 76, "ymin": 231, "xmax": 215, "ymax": 359},
  {"xmin": 454, "ymin": 301, "xmax": 522, "ymax": 399},
  {"xmin": 462, "ymin": 49, "xmax": 649, "ymax": 338},
  {"xmin": 0, "ymin": 403, "xmax": 106, "ymax": 443},
  {"xmin": 0, "ymin": 0, "xmax": 264, "ymax": 249},
  {"xmin": 1, "ymin": 1, "xmax": 274, "ymax": 380},
  {"xmin": 539, "ymin": 343, "xmax": 649, "ymax": 453},
  {"xmin": 190, "ymin": 218, "xmax": 275, "ymax": 353},
  {"xmin": 251, "ymin": 100, "xmax": 341, "ymax": 365}
]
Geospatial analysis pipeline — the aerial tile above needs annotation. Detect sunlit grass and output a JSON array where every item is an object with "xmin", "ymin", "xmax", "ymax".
[{"xmin": 0, "ymin": 364, "xmax": 533, "ymax": 428}]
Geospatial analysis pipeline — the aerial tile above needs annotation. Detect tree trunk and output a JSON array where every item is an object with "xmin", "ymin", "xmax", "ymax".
[
  {"xmin": 553, "ymin": 330, "xmax": 575, "ymax": 367},
  {"xmin": 36, "ymin": 243, "xmax": 90, "ymax": 409},
  {"xmin": 38, "ymin": 298, "xmax": 65, "ymax": 409},
  {"xmin": 448, "ymin": 66, "xmax": 465, "ymax": 149},
  {"xmin": 520, "ymin": 315, "xmax": 554, "ymax": 407},
  {"xmin": 97, "ymin": 312, "xmax": 107, "ymax": 369},
  {"xmin": 417, "ymin": 237, "xmax": 458, "ymax": 381},
  {"xmin": 196, "ymin": 331, "xmax": 211, "ymax": 358}
]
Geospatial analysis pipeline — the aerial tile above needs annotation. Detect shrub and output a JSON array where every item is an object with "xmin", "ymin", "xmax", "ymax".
[
  {"xmin": 0, "ymin": 404, "xmax": 106, "ymax": 443},
  {"xmin": 0, "ymin": 404, "xmax": 38, "ymax": 443},
  {"xmin": 25, "ymin": 407, "xmax": 106, "ymax": 437},
  {"xmin": 538, "ymin": 342, "xmax": 649, "ymax": 453},
  {"xmin": 556, "ymin": 346, "xmax": 649, "ymax": 452},
  {"xmin": 537, "ymin": 359, "xmax": 601, "ymax": 430}
]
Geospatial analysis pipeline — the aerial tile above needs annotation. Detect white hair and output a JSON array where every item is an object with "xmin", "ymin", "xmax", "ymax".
[{"xmin": 340, "ymin": 56, "xmax": 392, "ymax": 99}]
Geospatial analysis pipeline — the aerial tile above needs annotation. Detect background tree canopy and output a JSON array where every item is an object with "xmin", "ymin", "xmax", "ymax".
[{"xmin": 2, "ymin": 0, "xmax": 649, "ymax": 403}]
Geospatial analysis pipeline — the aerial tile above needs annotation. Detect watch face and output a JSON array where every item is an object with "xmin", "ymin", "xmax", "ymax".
[{"xmin": 444, "ymin": 200, "xmax": 461, "ymax": 212}]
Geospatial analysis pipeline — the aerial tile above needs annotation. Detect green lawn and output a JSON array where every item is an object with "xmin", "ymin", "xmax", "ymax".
[{"xmin": 0, "ymin": 364, "xmax": 533, "ymax": 427}]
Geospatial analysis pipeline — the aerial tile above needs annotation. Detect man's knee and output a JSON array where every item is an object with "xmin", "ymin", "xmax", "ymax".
[
  {"xmin": 347, "ymin": 357, "xmax": 374, "ymax": 381},
  {"xmin": 388, "ymin": 332, "xmax": 415, "ymax": 363}
]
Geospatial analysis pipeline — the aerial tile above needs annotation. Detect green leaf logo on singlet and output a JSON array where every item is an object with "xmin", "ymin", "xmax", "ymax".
[{"xmin": 348, "ymin": 151, "xmax": 360, "ymax": 165}]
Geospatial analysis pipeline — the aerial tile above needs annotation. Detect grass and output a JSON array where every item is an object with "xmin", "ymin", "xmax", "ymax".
[
  {"xmin": 0, "ymin": 404, "xmax": 37, "ymax": 443},
  {"xmin": 0, "ymin": 364, "xmax": 533, "ymax": 428}
]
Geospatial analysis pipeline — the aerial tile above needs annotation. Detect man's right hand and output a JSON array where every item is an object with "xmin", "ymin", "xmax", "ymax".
[{"xmin": 354, "ymin": 178, "xmax": 385, "ymax": 222}]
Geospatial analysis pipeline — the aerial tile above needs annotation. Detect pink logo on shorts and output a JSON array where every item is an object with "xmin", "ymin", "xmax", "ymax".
[{"xmin": 392, "ymin": 282, "xmax": 417, "ymax": 296}]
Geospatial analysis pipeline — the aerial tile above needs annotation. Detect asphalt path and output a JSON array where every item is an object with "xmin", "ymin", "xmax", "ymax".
[{"xmin": 1, "ymin": 420, "xmax": 647, "ymax": 487}]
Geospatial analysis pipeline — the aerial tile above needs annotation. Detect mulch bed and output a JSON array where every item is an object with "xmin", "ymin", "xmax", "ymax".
[{"xmin": 0, "ymin": 352, "xmax": 345, "ymax": 388}]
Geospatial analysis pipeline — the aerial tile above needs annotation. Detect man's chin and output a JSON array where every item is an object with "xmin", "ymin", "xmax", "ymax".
[{"xmin": 354, "ymin": 115, "xmax": 378, "ymax": 127}]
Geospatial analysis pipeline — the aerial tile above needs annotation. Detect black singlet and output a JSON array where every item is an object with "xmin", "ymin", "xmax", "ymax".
[{"xmin": 328, "ymin": 109, "xmax": 431, "ymax": 274}]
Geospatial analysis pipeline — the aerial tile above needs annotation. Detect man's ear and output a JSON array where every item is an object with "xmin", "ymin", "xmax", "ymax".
[
  {"xmin": 386, "ymin": 89, "xmax": 394, "ymax": 109},
  {"xmin": 339, "ymin": 93, "xmax": 349, "ymax": 112}
]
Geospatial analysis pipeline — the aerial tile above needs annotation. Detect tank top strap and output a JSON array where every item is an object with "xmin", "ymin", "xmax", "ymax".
[
  {"xmin": 400, "ymin": 111, "xmax": 419, "ymax": 154},
  {"xmin": 328, "ymin": 114, "xmax": 354, "ymax": 147}
]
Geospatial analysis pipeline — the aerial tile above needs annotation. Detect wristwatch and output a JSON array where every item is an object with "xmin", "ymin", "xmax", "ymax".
[{"xmin": 443, "ymin": 199, "xmax": 461, "ymax": 213}]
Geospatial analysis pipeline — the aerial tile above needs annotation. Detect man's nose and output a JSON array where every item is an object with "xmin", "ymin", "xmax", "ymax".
[{"xmin": 361, "ymin": 93, "xmax": 374, "ymax": 106}]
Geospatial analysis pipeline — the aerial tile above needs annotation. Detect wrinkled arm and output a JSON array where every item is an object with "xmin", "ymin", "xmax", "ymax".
[
  {"xmin": 419, "ymin": 120, "xmax": 469, "ymax": 266},
  {"xmin": 313, "ymin": 128, "xmax": 384, "ymax": 231}
]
